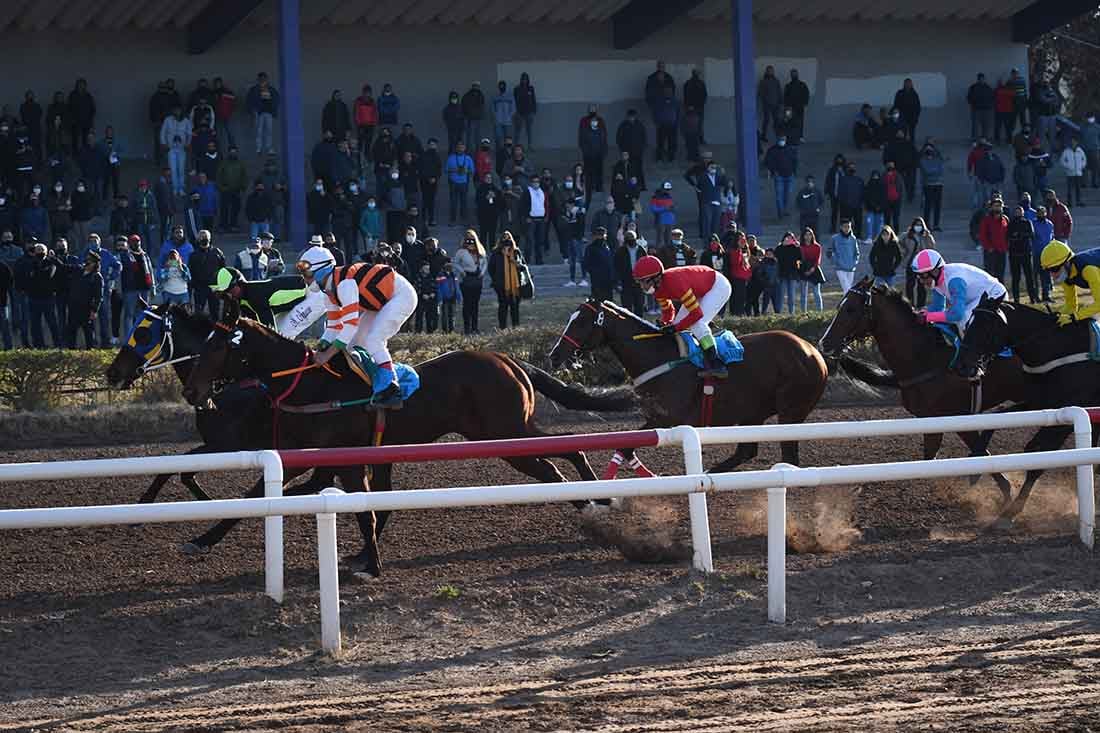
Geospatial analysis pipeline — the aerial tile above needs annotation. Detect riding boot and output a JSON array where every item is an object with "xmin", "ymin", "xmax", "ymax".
[
  {"xmin": 701, "ymin": 345, "xmax": 728, "ymax": 378},
  {"xmin": 369, "ymin": 366, "xmax": 403, "ymax": 407}
]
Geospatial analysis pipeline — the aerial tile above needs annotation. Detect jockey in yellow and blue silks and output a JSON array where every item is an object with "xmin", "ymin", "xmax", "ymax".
[
  {"xmin": 1040, "ymin": 240, "xmax": 1100, "ymax": 325},
  {"xmin": 910, "ymin": 249, "xmax": 1006, "ymax": 335}
]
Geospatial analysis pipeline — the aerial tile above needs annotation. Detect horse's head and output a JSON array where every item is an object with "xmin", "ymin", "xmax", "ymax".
[
  {"xmin": 183, "ymin": 299, "xmax": 250, "ymax": 406},
  {"xmin": 954, "ymin": 293, "xmax": 1009, "ymax": 381},
  {"xmin": 548, "ymin": 300, "xmax": 617, "ymax": 368},
  {"xmin": 106, "ymin": 297, "xmax": 172, "ymax": 388},
  {"xmin": 819, "ymin": 276, "xmax": 874, "ymax": 357}
]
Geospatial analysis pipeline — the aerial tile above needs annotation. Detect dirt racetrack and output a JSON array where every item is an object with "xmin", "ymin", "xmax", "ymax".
[{"xmin": 1, "ymin": 405, "xmax": 1099, "ymax": 732}]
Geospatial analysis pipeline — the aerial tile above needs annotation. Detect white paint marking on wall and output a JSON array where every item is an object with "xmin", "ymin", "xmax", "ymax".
[
  {"xmin": 703, "ymin": 57, "xmax": 818, "ymax": 99},
  {"xmin": 825, "ymin": 73, "xmax": 948, "ymax": 108}
]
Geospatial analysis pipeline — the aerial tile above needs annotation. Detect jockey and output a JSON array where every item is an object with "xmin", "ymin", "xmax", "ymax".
[
  {"xmin": 632, "ymin": 254, "xmax": 733, "ymax": 378},
  {"xmin": 911, "ymin": 249, "xmax": 1006, "ymax": 335},
  {"xmin": 297, "ymin": 244, "xmax": 418, "ymax": 406},
  {"xmin": 210, "ymin": 266, "xmax": 327, "ymax": 339},
  {"xmin": 1039, "ymin": 240, "xmax": 1100, "ymax": 325}
]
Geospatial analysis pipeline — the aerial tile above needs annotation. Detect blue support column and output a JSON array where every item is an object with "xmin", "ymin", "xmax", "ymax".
[
  {"xmin": 731, "ymin": 0, "xmax": 760, "ymax": 234},
  {"xmin": 278, "ymin": 0, "xmax": 307, "ymax": 253}
]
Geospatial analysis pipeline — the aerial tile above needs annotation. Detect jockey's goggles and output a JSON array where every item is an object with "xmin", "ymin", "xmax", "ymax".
[{"xmin": 1045, "ymin": 261, "xmax": 1069, "ymax": 275}]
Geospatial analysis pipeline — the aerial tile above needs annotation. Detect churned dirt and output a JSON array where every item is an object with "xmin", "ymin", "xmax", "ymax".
[{"xmin": 0, "ymin": 405, "xmax": 1098, "ymax": 732}]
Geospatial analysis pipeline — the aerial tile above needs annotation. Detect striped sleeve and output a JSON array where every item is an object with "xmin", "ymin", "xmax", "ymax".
[{"xmin": 322, "ymin": 280, "xmax": 362, "ymax": 348}]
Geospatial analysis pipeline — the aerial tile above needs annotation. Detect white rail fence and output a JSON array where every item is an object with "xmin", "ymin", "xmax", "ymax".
[{"xmin": 0, "ymin": 408, "xmax": 1095, "ymax": 653}]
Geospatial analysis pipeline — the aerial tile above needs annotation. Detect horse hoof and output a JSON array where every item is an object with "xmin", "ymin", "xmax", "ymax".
[
  {"xmin": 180, "ymin": 541, "xmax": 211, "ymax": 556},
  {"xmin": 967, "ymin": 474, "xmax": 981, "ymax": 487},
  {"xmin": 609, "ymin": 497, "xmax": 624, "ymax": 511},
  {"xmin": 582, "ymin": 503, "xmax": 611, "ymax": 519},
  {"xmin": 992, "ymin": 517, "xmax": 1015, "ymax": 532}
]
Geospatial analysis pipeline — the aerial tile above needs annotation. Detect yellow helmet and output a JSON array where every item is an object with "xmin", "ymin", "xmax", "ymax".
[{"xmin": 1040, "ymin": 240, "xmax": 1073, "ymax": 272}]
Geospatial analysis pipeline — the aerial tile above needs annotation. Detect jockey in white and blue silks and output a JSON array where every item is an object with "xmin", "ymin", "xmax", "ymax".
[{"xmin": 911, "ymin": 249, "xmax": 1006, "ymax": 336}]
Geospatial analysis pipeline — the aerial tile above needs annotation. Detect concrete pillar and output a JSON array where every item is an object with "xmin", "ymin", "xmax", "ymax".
[
  {"xmin": 730, "ymin": 0, "xmax": 760, "ymax": 234},
  {"xmin": 278, "ymin": 0, "xmax": 307, "ymax": 253}
]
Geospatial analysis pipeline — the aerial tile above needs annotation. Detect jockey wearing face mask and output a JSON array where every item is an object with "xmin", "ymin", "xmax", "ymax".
[
  {"xmin": 631, "ymin": 254, "xmax": 732, "ymax": 377},
  {"xmin": 1040, "ymin": 240, "xmax": 1100, "ymax": 325}
]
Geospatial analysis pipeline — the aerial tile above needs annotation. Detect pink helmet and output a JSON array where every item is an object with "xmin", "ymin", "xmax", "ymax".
[{"xmin": 910, "ymin": 249, "xmax": 945, "ymax": 274}]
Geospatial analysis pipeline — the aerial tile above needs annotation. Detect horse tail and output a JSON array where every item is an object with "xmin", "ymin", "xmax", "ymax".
[
  {"xmin": 833, "ymin": 354, "xmax": 899, "ymax": 389},
  {"xmin": 518, "ymin": 361, "xmax": 638, "ymax": 412}
]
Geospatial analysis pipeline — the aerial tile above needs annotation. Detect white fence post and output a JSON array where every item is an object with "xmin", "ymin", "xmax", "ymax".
[
  {"xmin": 675, "ymin": 426, "xmax": 714, "ymax": 573},
  {"xmin": 766, "ymin": 485, "xmax": 787, "ymax": 624},
  {"xmin": 259, "ymin": 451, "xmax": 285, "ymax": 603},
  {"xmin": 1064, "ymin": 407, "xmax": 1096, "ymax": 550},
  {"xmin": 316, "ymin": 487, "xmax": 343, "ymax": 654}
]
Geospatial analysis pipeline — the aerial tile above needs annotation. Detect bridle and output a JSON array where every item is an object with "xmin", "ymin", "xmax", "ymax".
[
  {"xmin": 558, "ymin": 301, "xmax": 605, "ymax": 352},
  {"xmin": 822, "ymin": 286, "xmax": 874, "ymax": 353},
  {"xmin": 129, "ymin": 308, "xmax": 198, "ymax": 377}
]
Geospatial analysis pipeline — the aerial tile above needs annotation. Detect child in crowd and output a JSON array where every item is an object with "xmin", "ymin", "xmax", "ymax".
[
  {"xmin": 753, "ymin": 246, "xmax": 779, "ymax": 314},
  {"xmin": 414, "ymin": 260, "xmax": 439, "ymax": 333},
  {"xmin": 436, "ymin": 258, "xmax": 461, "ymax": 333}
]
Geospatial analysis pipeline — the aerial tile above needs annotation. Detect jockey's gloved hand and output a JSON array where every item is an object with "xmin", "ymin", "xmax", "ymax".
[
  {"xmin": 915, "ymin": 309, "xmax": 929, "ymax": 323},
  {"xmin": 1057, "ymin": 312, "xmax": 1077, "ymax": 326},
  {"xmin": 660, "ymin": 324, "xmax": 677, "ymax": 336}
]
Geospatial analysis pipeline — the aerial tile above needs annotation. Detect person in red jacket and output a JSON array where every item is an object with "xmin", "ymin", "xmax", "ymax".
[
  {"xmin": 994, "ymin": 79, "xmax": 1016, "ymax": 144},
  {"xmin": 1043, "ymin": 189, "xmax": 1073, "ymax": 245},
  {"xmin": 354, "ymin": 84, "xmax": 378, "ymax": 164},
  {"xmin": 632, "ymin": 254, "xmax": 732, "ymax": 377},
  {"xmin": 979, "ymin": 197, "xmax": 1009, "ymax": 283},
  {"xmin": 728, "ymin": 231, "xmax": 754, "ymax": 315}
]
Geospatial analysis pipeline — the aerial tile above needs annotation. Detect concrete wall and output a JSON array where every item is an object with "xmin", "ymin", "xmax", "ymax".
[{"xmin": 0, "ymin": 18, "xmax": 1027, "ymax": 160}]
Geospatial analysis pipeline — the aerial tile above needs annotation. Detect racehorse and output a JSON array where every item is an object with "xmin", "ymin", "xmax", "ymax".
[
  {"xmin": 104, "ymin": 303, "xmax": 339, "ymax": 508},
  {"xmin": 819, "ymin": 278, "xmax": 1027, "ymax": 501},
  {"xmin": 547, "ymin": 299, "xmax": 829, "ymax": 471},
  {"xmin": 182, "ymin": 300, "xmax": 637, "ymax": 576},
  {"xmin": 955, "ymin": 293, "xmax": 1100, "ymax": 526}
]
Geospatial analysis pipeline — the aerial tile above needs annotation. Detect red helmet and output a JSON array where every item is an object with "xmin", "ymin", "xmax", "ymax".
[{"xmin": 632, "ymin": 255, "xmax": 664, "ymax": 281}]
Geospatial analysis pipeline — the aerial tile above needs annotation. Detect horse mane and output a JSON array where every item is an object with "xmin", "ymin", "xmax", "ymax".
[
  {"xmin": 167, "ymin": 304, "xmax": 212, "ymax": 332},
  {"xmin": 873, "ymin": 286, "xmax": 924, "ymax": 325},
  {"xmin": 597, "ymin": 299, "xmax": 660, "ymax": 332}
]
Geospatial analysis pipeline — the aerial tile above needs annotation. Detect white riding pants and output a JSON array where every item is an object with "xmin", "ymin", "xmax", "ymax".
[
  {"xmin": 348, "ymin": 275, "xmax": 418, "ymax": 365},
  {"xmin": 674, "ymin": 272, "xmax": 731, "ymax": 342}
]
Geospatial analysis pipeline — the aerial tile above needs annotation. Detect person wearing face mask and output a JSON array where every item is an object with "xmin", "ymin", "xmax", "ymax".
[
  {"xmin": 353, "ymin": 84, "xmax": 378, "ymax": 164},
  {"xmin": 445, "ymin": 141, "xmax": 475, "ymax": 227},
  {"xmin": 64, "ymin": 250, "xmax": 102, "ymax": 349},
  {"xmin": 442, "ymin": 91, "xmax": 465, "ymax": 154},
  {"xmin": 475, "ymin": 172, "xmax": 502, "ymax": 247},
  {"xmin": 880, "ymin": 162, "xmax": 904, "ymax": 233},
  {"xmin": 322, "ymin": 90, "xmax": 351, "ymax": 143},
  {"xmin": 583, "ymin": 227, "xmax": 615, "ymax": 303},
  {"xmin": 827, "ymin": 218, "xmax": 861, "ymax": 293},
  {"xmin": 370, "ymin": 126, "xmax": 397, "ymax": 194},
  {"xmin": 632, "ymin": 253, "xmax": 731, "ymax": 377},
  {"xmin": 492, "ymin": 81, "xmax": 515, "ymax": 144},
  {"xmin": 400, "ymin": 226, "xmax": 425, "ymax": 274},
  {"xmin": 795, "ymin": 175, "xmax": 824, "ymax": 235},
  {"xmin": 613, "ymin": 229, "xmax": 648, "ymax": 315},
  {"xmin": 245, "ymin": 179, "xmax": 274, "ymax": 240},
  {"xmin": 892, "ymin": 78, "xmax": 922, "ymax": 141},
  {"xmin": 20, "ymin": 195, "xmax": 49, "ymax": 245},
  {"xmin": 131, "ymin": 179, "xmax": 160, "ymax": 259},
  {"xmin": 461, "ymin": 82, "xmax": 486, "ymax": 151},
  {"xmin": 23, "ymin": 242, "xmax": 61, "ymax": 348},
  {"xmin": 783, "ymin": 69, "xmax": 810, "ymax": 143},
  {"xmin": 520, "ymin": 175, "xmax": 548, "ymax": 265},
  {"xmin": 901, "ymin": 217, "xmax": 936, "ymax": 307},
  {"xmin": 233, "ymin": 237, "xmax": 269, "ymax": 281},
  {"xmin": 1006, "ymin": 205, "xmax": 1037, "ymax": 304},
  {"xmin": 217, "ymin": 145, "xmax": 247, "ymax": 233},
  {"xmin": 764, "ymin": 135, "xmax": 798, "ymax": 221},
  {"xmin": 558, "ymin": 175, "xmax": 587, "ymax": 287},
  {"xmin": 978, "ymin": 197, "xmax": 1009, "ymax": 283},
  {"xmin": 118, "ymin": 234, "xmax": 154, "ymax": 333},
  {"xmin": 246, "ymin": 73, "xmax": 280, "ymax": 155},
  {"xmin": 358, "ymin": 197, "xmax": 383, "ymax": 256},
  {"xmin": 836, "ymin": 164, "xmax": 865, "ymax": 240},
  {"xmin": 383, "ymin": 169, "xmax": 408, "ymax": 243},
  {"xmin": 374, "ymin": 83, "xmax": 398, "ymax": 127},
  {"xmin": 306, "ymin": 178, "xmax": 332, "ymax": 237},
  {"xmin": 188, "ymin": 230, "xmax": 226, "ymax": 320},
  {"xmin": 579, "ymin": 105, "xmax": 608, "ymax": 206},
  {"xmin": 1031, "ymin": 205, "xmax": 1055, "ymax": 301},
  {"xmin": 917, "ymin": 144, "xmax": 945, "ymax": 232},
  {"xmin": 1040, "ymin": 240, "xmax": 1100, "ymax": 325},
  {"xmin": 863, "ymin": 169, "xmax": 887, "ymax": 244},
  {"xmin": 453, "ymin": 231, "xmax": 487, "ymax": 334},
  {"xmin": 419, "ymin": 138, "xmax": 443, "ymax": 227},
  {"xmin": 590, "ymin": 194, "xmax": 622, "ymax": 244},
  {"xmin": 158, "ymin": 224, "xmax": 193, "ymax": 269}
]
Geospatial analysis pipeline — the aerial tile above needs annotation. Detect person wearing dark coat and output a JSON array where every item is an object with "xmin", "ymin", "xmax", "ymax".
[
  {"xmin": 65, "ymin": 251, "xmax": 103, "ymax": 348},
  {"xmin": 783, "ymin": 70, "xmax": 810, "ymax": 142},
  {"xmin": 683, "ymin": 69, "xmax": 709, "ymax": 143},
  {"xmin": 67, "ymin": 78, "xmax": 96, "ymax": 153},
  {"xmin": 475, "ymin": 173, "xmax": 502, "ymax": 247},
  {"xmin": 615, "ymin": 109, "xmax": 647, "ymax": 188},
  {"xmin": 321, "ymin": 90, "xmax": 351, "ymax": 141},
  {"xmin": 419, "ymin": 138, "xmax": 443, "ymax": 227},
  {"xmin": 893, "ymin": 78, "xmax": 922, "ymax": 141},
  {"xmin": 882, "ymin": 131, "xmax": 918, "ymax": 203},
  {"xmin": 442, "ymin": 92, "xmax": 465, "ymax": 153},
  {"xmin": 45, "ymin": 92, "xmax": 68, "ymax": 157},
  {"xmin": 19, "ymin": 91, "xmax": 43, "ymax": 162},
  {"xmin": 582, "ymin": 227, "xmax": 616, "ymax": 302},
  {"xmin": 0, "ymin": 259, "xmax": 11, "ymax": 349},
  {"xmin": 613, "ymin": 231, "xmax": 648, "ymax": 315},
  {"xmin": 461, "ymin": 82, "xmax": 486, "ymax": 151},
  {"xmin": 578, "ymin": 110, "xmax": 609, "ymax": 199}
]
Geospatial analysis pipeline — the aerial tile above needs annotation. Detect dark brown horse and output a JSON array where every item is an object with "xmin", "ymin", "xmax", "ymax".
[
  {"xmin": 182, "ymin": 301, "xmax": 636, "ymax": 576},
  {"xmin": 818, "ymin": 278, "xmax": 1028, "ymax": 502},
  {"xmin": 547, "ymin": 300, "xmax": 829, "ymax": 471}
]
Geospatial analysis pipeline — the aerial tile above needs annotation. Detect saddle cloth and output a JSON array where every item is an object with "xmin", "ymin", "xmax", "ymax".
[
  {"xmin": 343, "ymin": 348, "xmax": 421, "ymax": 401},
  {"xmin": 678, "ymin": 330, "xmax": 745, "ymax": 370}
]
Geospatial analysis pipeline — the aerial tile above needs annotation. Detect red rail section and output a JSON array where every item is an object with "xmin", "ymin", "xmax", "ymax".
[
  {"xmin": 278, "ymin": 430, "xmax": 662, "ymax": 469},
  {"xmin": 1089, "ymin": 408, "xmax": 1100, "ymax": 423}
]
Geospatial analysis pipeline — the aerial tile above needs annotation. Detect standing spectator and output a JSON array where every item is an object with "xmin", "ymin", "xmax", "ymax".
[
  {"xmin": 837, "ymin": 162, "xmax": 865, "ymax": 240},
  {"xmin": 583, "ymin": 227, "xmax": 615, "ymax": 302},
  {"xmin": 901, "ymin": 217, "xmax": 935, "ymax": 307},
  {"xmin": 196, "ymin": 138, "xmax": 221, "ymax": 182},
  {"xmin": 492, "ymin": 81, "xmax": 515, "ymax": 143},
  {"xmin": 117, "ymin": 235, "xmax": 153, "ymax": 332},
  {"xmin": 1013, "ymin": 153, "xmax": 1038, "ymax": 204},
  {"xmin": 653, "ymin": 87, "xmax": 679, "ymax": 163},
  {"xmin": 994, "ymin": 77, "xmax": 1016, "ymax": 144},
  {"xmin": 614, "ymin": 229, "xmax": 647, "ymax": 315},
  {"xmin": 436, "ymin": 258, "xmax": 460, "ymax": 333},
  {"xmin": 20, "ymin": 196, "xmax": 49, "ymax": 244},
  {"xmin": 1027, "ymin": 140, "xmax": 1052, "ymax": 196},
  {"xmin": 160, "ymin": 105, "xmax": 191, "ymax": 197},
  {"xmin": 560, "ymin": 174, "xmax": 588, "ymax": 287},
  {"xmin": 881, "ymin": 162, "xmax": 905, "ymax": 233},
  {"xmin": 774, "ymin": 231, "xmax": 801, "ymax": 313},
  {"xmin": 47, "ymin": 181, "xmax": 73, "ymax": 244},
  {"xmin": 883, "ymin": 129, "xmax": 918, "ymax": 204},
  {"xmin": 1008, "ymin": 68, "xmax": 1028, "ymax": 130},
  {"xmin": 25, "ymin": 243, "xmax": 60, "ymax": 348},
  {"xmin": 473, "ymin": 138, "xmax": 493, "ymax": 182},
  {"xmin": 1032, "ymin": 205, "xmax": 1055, "ymax": 301},
  {"xmin": 131, "ymin": 179, "xmax": 160, "ymax": 259},
  {"xmin": 460, "ymin": 82, "xmax": 486, "ymax": 151},
  {"xmin": 246, "ymin": 72, "xmax": 279, "ymax": 155},
  {"xmin": 382, "ymin": 170, "xmax": 407, "ymax": 243},
  {"xmin": 502, "ymin": 144, "xmax": 533, "ymax": 190},
  {"xmin": 217, "ymin": 146, "xmax": 247, "ymax": 233},
  {"xmin": 67, "ymin": 79, "xmax": 95, "ymax": 153},
  {"xmin": 358, "ymin": 196, "xmax": 383, "ymax": 255},
  {"xmin": 757, "ymin": 66, "xmax": 783, "ymax": 141},
  {"xmin": 330, "ymin": 184, "xmax": 356, "ymax": 259},
  {"xmin": 158, "ymin": 224, "xmax": 192, "ymax": 269},
  {"xmin": 51, "ymin": 237, "xmax": 78, "ymax": 335},
  {"xmin": 102, "ymin": 126, "xmax": 123, "ymax": 201},
  {"xmin": 1044, "ymin": 189, "xmax": 1073, "ymax": 245},
  {"xmin": 445, "ymin": 141, "xmax": 475, "ymax": 226},
  {"xmin": 442, "ymin": 91, "xmax": 465, "ymax": 153},
  {"xmin": 453, "ymin": 231, "xmax": 487, "ymax": 334},
  {"xmin": 20, "ymin": 91, "xmax": 43, "ymax": 163},
  {"xmin": 181, "ymin": 190, "xmax": 203, "ymax": 244},
  {"xmin": 979, "ymin": 197, "xmax": 1009, "ymax": 282},
  {"xmin": 828, "ymin": 218, "xmax": 861, "ymax": 293},
  {"xmin": 684, "ymin": 69, "xmax": 709, "ymax": 143},
  {"xmin": 681, "ymin": 106, "xmax": 702, "ymax": 163},
  {"xmin": 77, "ymin": 132, "xmax": 109, "ymax": 211},
  {"xmin": 918, "ymin": 143, "xmax": 945, "ymax": 231},
  {"xmin": 853, "ymin": 104, "xmax": 881, "ymax": 150},
  {"xmin": 489, "ymin": 232, "xmax": 524, "ymax": 329},
  {"xmin": 378, "ymin": 83, "xmax": 400, "ymax": 127},
  {"xmin": 195, "ymin": 174, "xmax": 219, "ymax": 232},
  {"xmin": 306, "ymin": 178, "xmax": 332, "ymax": 236},
  {"xmin": 1006, "ymin": 204, "xmax": 1037, "ymax": 303},
  {"xmin": 353, "ymin": 84, "xmax": 378, "ymax": 163},
  {"xmin": 783, "ymin": 69, "xmax": 810, "ymax": 142},
  {"xmin": 65, "ymin": 250, "xmax": 102, "ymax": 348},
  {"xmin": 212, "ymin": 77, "xmax": 237, "ymax": 150},
  {"xmin": 726, "ymin": 233, "xmax": 753, "ymax": 315},
  {"xmin": 824, "ymin": 154, "xmax": 847, "ymax": 233},
  {"xmin": 799, "ymin": 228, "xmax": 825, "ymax": 311},
  {"xmin": 245, "ymin": 180, "xmax": 273, "ymax": 239},
  {"xmin": 753, "ymin": 245, "xmax": 779, "ymax": 314},
  {"xmin": 579, "ymin": 105, "xmax": 608, "ymax": 202},
  {"xmin": 649, "ymin": 182, "xmax": 677, "ymax": 247},
  {"xmin": 795, "ymin": 175, "xmax": 824, "ymax": 234},
  {"xmin": 419, "ymin": 138, "xmax": 443, "ymax": 227},
  {"xmin": 869, "ymin": 225, "xmax": 903, "ymax": 288},
  {"xmin": 893, "ymin": 78, "xmax": 921, "ymax": 141},
  {"xmin": 233, "ymin": 238, "xmax": 268, "ymax": 282},
  {"xmin": 1034, "ymin": 79, "xmax": 1060, "ymax": 151},
  {"xmin": 321, "ymin": 90, "xmax": 351, "ymax": 142},
  {"xmin": 513, "ymin": 73, "xmax": 537, "ymax": 150},
  {"xmin": 615, "ymin": 109, "xmax": 647, "ymax": 189},
  {"xmin": 1081, "ymin": 111, "xmax": 1100, "ymax": 189},
  {"xmin": 764, "ymin": 135, "xmax": 797, "ymax": 220},
  {"xmin": 475, "ymin": 172, "xmax": 502, "ymax": 247},
  {"xmin": 521, "ymin": 175, "xmax": 549, "ymax": 265},
  {"xmin": 967, "ymin": 73, "xmax": 995, "ymax": 141},
  {"xmin": 698, "ymin": 235, "xmax": 728, "ymax": 314},
  {"xmin": 69, "ymin": 180, "xmax": 95, "ymax": 246},
  {"xmin": 79, "ymin": 233, "xmax": 119, "ymax": 346},
  {"xmin": 974, "ymin": 141, "xmax": 1005, "ymax": 208},
  {"xmin": 645, "ymin": 61, "xmax": 676, "ymax": 122},
  {"xmin": 153, "ymin": 167, "xmax": 174, "ymax": 245},
  {"xmin": 590, "ymin": 197, "xmax": 622, "ymax": 246},
  {"xmin": 157, "ymin": 249, "xmax": 191, "ymax": 306},
  {"xmin": 1061, "ymin": 135, "xmax": 1087, "ymax": 207},
  {"xmin": 657, "ymin": 228, "xmax": 697, "ymax": 269},
  {"xmin": 188, "ymin": 230, "xmax": 224, "ymax": 320}
]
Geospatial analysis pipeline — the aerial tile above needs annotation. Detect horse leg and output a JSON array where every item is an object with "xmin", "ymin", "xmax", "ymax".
[
  {"xmin": 369, "ymin": 464, "xmax": 395, "ymax": 540},
  {"xmin": 555, "ymin": 451, "xmax": 599, "ymax": 481},
  {"xmin": 709, "ymin": 442, "xmax": 759, "ymax": 474},
  {"xmin": 956, "ymin": 431, "xmax": 1014, "ymax": 502},
  {"xmin": 137, "ymin": 444, "xmax": 211, "ymax": 503},
  {"xmin": 923, "ymin": 433, "xmax": 944, "ymax": 460},
  {"xmin": 182, "ymin": 466, "xmax": 311, "ymax": 554},
  {"xmin": 995, "ymin": 425, "xmax": 1074, "ymax": 529},
  {"xmin": 502, "ymin": 456, "xmax": 595, "ymax": 511},
  {"xmin": 179, "ymin": 473, "xmax": 213, "ymax": 502},
  {"xmin": 338, "ymin": 466, "xmax": 381, "ymax": 578}
]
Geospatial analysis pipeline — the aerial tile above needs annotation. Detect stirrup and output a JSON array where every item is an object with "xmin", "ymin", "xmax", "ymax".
[
  {"xmin": 699, "ymin": 366, "xmax": 729, "ymax": 379},
  {"xmin": 369, "ymin": 383, "xmax": 403, "ymax": 408}
]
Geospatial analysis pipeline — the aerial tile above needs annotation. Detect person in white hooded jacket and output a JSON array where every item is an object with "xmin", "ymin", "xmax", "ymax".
[{"xmin": 1060, "ymin": 135, "xmax": 1087, "ymax": 207}]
